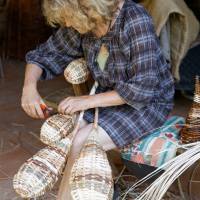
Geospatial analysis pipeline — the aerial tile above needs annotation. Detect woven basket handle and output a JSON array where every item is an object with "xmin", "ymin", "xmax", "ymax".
[{"xmin": 71, "ymin": 81, "xmax": 99, "ymax": 138}]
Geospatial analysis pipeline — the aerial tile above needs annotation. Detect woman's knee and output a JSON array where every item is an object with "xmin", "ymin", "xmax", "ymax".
[{"xmin": 71, "ymin": 123, "xmax": 93, "ymax": 153}]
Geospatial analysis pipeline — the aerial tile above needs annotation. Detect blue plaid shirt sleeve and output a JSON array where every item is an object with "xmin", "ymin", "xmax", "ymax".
[
  {"xmin": 115, "ymin": 9, "xmax": 161, "ymax": 108},
  {"xmin": 26, "ymin": 27, "xmax": 83, "ymax": 80}
]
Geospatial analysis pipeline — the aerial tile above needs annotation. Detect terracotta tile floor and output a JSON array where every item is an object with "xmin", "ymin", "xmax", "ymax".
[
  {"xmin": 0, "ymin": 59, "xmax": 193, "ymax": 199},
  {"xmin": 0, "ymin": 59, "xmax": 73, "ymax": 199}
]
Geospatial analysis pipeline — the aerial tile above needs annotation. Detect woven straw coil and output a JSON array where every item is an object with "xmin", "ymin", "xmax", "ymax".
[
  {"xmin": 64, "ymin": 58, "xmax": 90, "ymax": 84},
  {"xmin": 13, "ymin": 137, "xmax": 71, "ymax": 198},
  {"xmin": 40, "ymin": 114, "xmax": 75, "ymax": 146}
]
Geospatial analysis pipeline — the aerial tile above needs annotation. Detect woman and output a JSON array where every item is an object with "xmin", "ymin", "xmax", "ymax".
[{"xmin": 21, "ymin": 0, "xmax": 174, "ymax": 198}]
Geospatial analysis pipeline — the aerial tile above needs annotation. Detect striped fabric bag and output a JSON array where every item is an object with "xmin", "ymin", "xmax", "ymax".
[{"xmin": 121, "ymin": 116, "xmax": 185, "ymax": 168}]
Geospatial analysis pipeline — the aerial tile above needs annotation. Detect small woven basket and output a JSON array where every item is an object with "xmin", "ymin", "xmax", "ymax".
[
  {"xmin": 13, "ymin": 137, "xmax": 72, "ymax": 198},
  {"xmin": 40, "ymin": 114, "xmax": 75, "ymax": 146},
  {"xmin": 70, "ymin": 108, "xmax": 114, "ymax": 200},
  {"xmin": 181, "ymin": 76, "xmax": 200, "ymax": 143},
  {"xmin": 64, "ymin": 58, "xmax": 90, "ymax": 84}
]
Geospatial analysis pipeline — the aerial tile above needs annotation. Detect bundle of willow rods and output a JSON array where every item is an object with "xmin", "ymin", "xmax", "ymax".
[
  {"xmin": 181, "ymin": 76, "xmax": 200, "ymax": 143},
  {"xmin": 121, "ymin": 142, "xmax": 200, "ymax": 200}
]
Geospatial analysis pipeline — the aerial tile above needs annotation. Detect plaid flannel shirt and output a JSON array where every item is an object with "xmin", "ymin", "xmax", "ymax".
[{"xmin": 26, "ymin": 0, "xmax": 174, "ymax": 148}]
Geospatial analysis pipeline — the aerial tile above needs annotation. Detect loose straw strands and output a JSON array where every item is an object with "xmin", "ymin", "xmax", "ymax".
[{"xmin": 121, "ymin": 141, "xmax": 200, "ymax": 200}]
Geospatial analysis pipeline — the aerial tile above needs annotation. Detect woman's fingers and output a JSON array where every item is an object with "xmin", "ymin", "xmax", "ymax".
[
  {"xmin": 58, "ymin": 99, "xmax": 76, "ymax": 115},
  {"xmin": 22, "ymin": 103, "xmax": 44, "ymax": 119},
  {"xmin": 35, "ymin": 103, "xmax": 45, "ymax": 119},
  {"xmin": 29, "ymin": 104, "xmax": 40, "ymax": 119},
  {"xmin": 59, "ymin": 103, "xmax": 70, "ymax": 114},
  {"xmin": 22, "ymin": 104, "xmax": 32, "ymax": 117},
  {"xmin": 64, "ymin": 106, "xmax": 74, "ymax": 115},
  {"xmin": 21, "ymin": 87, "xmax": 46, "ymax": 119},
  {"xmin": 58, "ymin": 99, "xmax": 70, "ymax": 114}
]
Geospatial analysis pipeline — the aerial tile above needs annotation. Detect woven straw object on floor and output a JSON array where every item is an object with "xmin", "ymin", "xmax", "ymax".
[
  {"xmin": 181, "ymin": 76, "xmax": 200, "ymax": 143},
  {"xmin": 64, "ymin": 58, "xmax": 90, "ymax": 84},
  {"xmin": 40, "ymin": 114, "xmax": 75, "ymax": 146},
  {"xmin": 70, "ymin": 108, "xmax": 114, "ymax": 200},
  {"xmin": 13, "ymin": 137, "xmax": 72, "ymax": 199}
]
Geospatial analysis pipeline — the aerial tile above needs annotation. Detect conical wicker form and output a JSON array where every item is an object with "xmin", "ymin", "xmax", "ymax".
[
  {"xmin": 181, "ymin": 77, "xmax": 200, "ymax": 143},
  {"xmin": 70, "ymin": 128, "xmax": 114, "ymax": 200},
  {"xmin": 13, "ymin": 137, "xmax": 72, "ymax": 199},
  {"xmin": 64, "ymin": 58, "xmax": 90, "ymax": 84},
  {"xmin": 40, "ymin": 114, "xmax": 75, "ymax": 146}
]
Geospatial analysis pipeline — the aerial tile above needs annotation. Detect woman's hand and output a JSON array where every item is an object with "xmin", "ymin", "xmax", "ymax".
[
  {"xmin": 21, "ymin": 85, "xmax": 46, "ymax": 119},
  {"xmin": 58, "ymin": 96, "xmax": 91, "ymax": 115}
]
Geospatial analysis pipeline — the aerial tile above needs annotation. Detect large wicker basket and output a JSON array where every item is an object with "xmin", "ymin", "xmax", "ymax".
[
  {"xmin": 70, "ymin": 108, "xmax": 114, "ymax": 200},
  {"xmin": 13, "ymin": 137, "xmax": 72, "ymax": 198}
]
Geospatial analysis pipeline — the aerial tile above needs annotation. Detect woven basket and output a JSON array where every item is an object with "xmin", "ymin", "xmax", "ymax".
[
  {"xmin": 70, "ymin": 108, "xmax": 114, "ymax": 200},
  {"xmin": 64, "ymin": 58, "xmax": 90, "ymax": 84},
  {"xmin": 181, "ymin": 76, "xmax": 200, "ymax": 143},
  {"xmin": 13, "ymin": 137, "xmax": 72, "ymax": 198},
  {"xmin": 40, "ymin": 114, "xmax": 75, "ymax": 146}
]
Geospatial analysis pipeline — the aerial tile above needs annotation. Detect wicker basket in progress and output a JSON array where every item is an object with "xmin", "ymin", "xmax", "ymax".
[
  {"xmin": 13, "ymin": 137, "xmax": 72, "ymax": 199},
  {"xmin": 40, "ymin": 114, "xmax": 75, "ymax": 146},
  {"xmin": 64, "ymin": 58, "xmax": 90, "ymax": 84},
  {"xmin": 70, "ymin": 108, "xmax": 114, "ymax": 200},
  {"xmin": 181, "ymin": 76, "xmax": 200, "ymax": 143}
]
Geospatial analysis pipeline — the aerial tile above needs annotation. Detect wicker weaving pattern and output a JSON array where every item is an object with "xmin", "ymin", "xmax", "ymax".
[
  {"xmin": 70, "ymin": 123, "xmax": 113, "ymax": 199},
  {"xmin": 181, "ymin": 77, "xmax": 200, "ymax": 143},
  {"xmin": 13, "ymin": 137, "xmax": 72, "ymax": 198},
  {"xmin": 64, "ymin": 58, "xmax": 90, "ymax": 84},
  {"xmin": 40, "ymin": 114, "xmax": 75, "ymax": 146}
]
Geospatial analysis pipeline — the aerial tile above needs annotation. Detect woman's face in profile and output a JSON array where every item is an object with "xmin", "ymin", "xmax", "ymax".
[{"xmin": 64, "ymin": 13, "xmax": 93, "ymax": 34}]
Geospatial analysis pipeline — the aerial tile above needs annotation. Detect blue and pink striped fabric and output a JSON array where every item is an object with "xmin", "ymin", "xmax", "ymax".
[{"xmin": 121, "ymin": 116, "xmax": 185, "ymax": 168}]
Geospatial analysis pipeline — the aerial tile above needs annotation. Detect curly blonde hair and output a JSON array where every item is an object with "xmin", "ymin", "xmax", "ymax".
[{"xmin": 43, "ymin": 0, "xmax": 119, "ymax": 33}]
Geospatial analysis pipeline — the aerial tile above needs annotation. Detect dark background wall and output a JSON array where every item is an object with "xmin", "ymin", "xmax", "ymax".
[
  {"xmin": 3, "ymin": 0, "xmax": 52, "ymax": 60},
  {"xmin": 0, "ymin": 0, "xmax": 199, "ymax": 60},
  {"xmin": 184, "ymin": 0, "xmax": 200, "ymax": 22}
]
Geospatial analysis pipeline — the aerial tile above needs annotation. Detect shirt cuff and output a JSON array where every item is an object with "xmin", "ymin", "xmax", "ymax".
[{"xmin": 26, "ymin": 61, "xmax": 54, "ymax": 81}]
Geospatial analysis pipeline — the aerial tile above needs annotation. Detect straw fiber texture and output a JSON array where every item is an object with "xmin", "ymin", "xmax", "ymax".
[
  {"xmin": 181, "ymin": 77, "xmax": 200, "ymax": 143},
  {"xmin": 13, "ymin": 137, "xmax": 71, "ymax": 198},
  {"xmin": 64, "ymin": 58, "xmax": 90, "ymax": 84},
  {"xmin": 40, "ymin": 114, "xmax": 75, "ymax": 146},
  {"xmin": 70, "ymin": 109, "xmax": 114, "ymax": 200}
]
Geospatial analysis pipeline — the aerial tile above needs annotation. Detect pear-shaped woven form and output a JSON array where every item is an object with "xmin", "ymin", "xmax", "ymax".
[
  {"xmin": 13, "ymin": 137, "xmax": 71, "ymax": 198},
  {"xmin": 70, "ymin": 127, "xmax": 114, "ymax": 200},
  {"xmin": 181, "ymin": 76, "xmax": 200, "ymax": 143},
  {"xmin": 64, "ymin": 58, "xmax": 90, "ymax": 84},
  {"xmin": 40, "ymin": 114, "xmax": 75, "ymax": 146}
]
